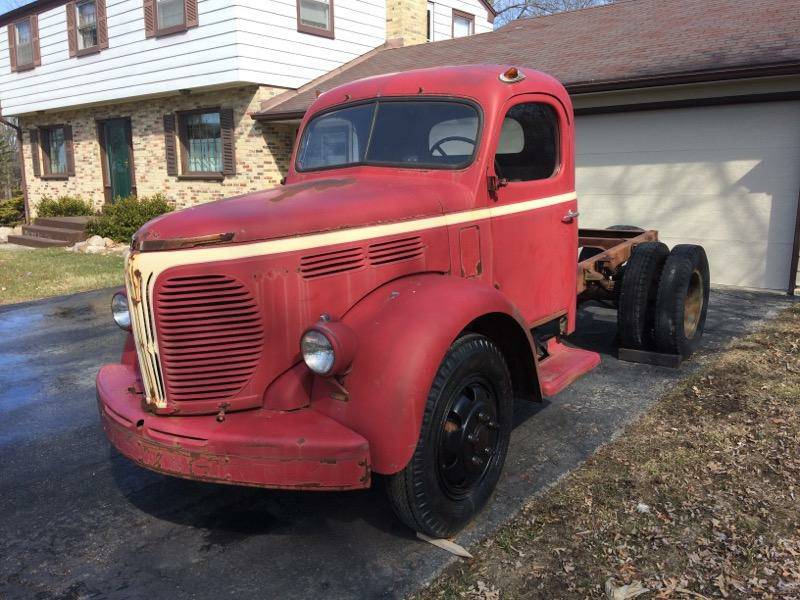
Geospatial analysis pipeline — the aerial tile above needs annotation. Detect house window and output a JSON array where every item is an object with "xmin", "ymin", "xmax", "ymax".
[
  {"xmin": 166, "ymin": 107, "xmax": 235, "ymax": 178},
  {"xmin": 8, "ymin": 15, "xmax": 39, "ymax": 71},
  {"xmin": 76, "ymin": 0, "xmax": 98, "ymax": 49},
  {"xmin": 67, "ymin": 0, "xmax": 107, "ymax": 57},
  {"xmin": 157, "ymin": 0, "xmax": 184, "ymax": 29},
  {"xmin": 427, "ymin": 2, "xmax": 433, "ymax": 41},
  {"xmin": 452, "ymin": 9, "xmax": 473, "ymax": 38},
  {"xmin": 297, "ymin": 0, "xmax": 333, "ymax": 38},
  {"xmin": 495, "ymin": 103, "xmax": 559, "ymax": 182},
  {"xmin": 34, "ymin": 125, "xmax": 75, "ymax": 179},
  {"xmin": 15, "ymin": 20, "xmax": 33, "ymax": 65},
  {"xmin": 183, "ymin": 111, "xmax": 222, "ymax": 173},
  {"xmin": 144, "ymin": 0, "xmax": 198, "ymax": 37}
]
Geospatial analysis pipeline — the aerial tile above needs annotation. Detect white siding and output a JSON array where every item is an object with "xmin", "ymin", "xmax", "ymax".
[
  {"xmin": 576, "ymin": 102, "xmax": 800, "ymax": 290},
  {"xmin": 234, "ymin": 0, "xmax": 385, "ymax": 89},
  {"xmin": 429, "ymin": 0, "xmax": 492, "ymax": 42},
  {"xmin": 0, "ymin": 0, "xmax": 386, "ymax": 115}
]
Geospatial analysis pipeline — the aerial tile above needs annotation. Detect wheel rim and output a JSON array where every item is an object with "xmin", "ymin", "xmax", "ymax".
[
  {"xmin": 684, "ymin": 269, "xmax": 704, "ymax": 339},
  {"xmin": 436, "ymin": 378, "xmax": 500, "ymax": 500}
]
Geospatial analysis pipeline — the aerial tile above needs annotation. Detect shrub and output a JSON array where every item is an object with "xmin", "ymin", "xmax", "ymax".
[
  {"xmin": 0, "ymin": 195, "xmax": 25, "ymax": 226},
  {"xmin": 87, "ymin": 194, "xmax": 174, "ymax": 242},
  {"xmin": 37, "ymin": 195, "xmax": 95, "ymax": 218}
]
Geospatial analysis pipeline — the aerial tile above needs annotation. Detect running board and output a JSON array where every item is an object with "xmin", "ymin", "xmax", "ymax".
[{"xmin": 537, "ymin": 339, "xmax": 601, "ymax": 397}]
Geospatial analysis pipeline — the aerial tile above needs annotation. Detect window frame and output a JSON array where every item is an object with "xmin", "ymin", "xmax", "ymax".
[
  {"xmin": 144, "ymin": 0, "xmax": 199, "ymax": 39},
  {"xmin": 176, "ymin": 107, "xmax": 225, "ymax": 180},
  {"xmin": 296, "ymin": 0, "xmax": 334, "ymax": 39},
  {"xmin": 39, "ymin": 124, "xmax": 72, "ymax": 180},
  {"xmin": 295, "ymin": 96, "xmax": 484, "ymax": 174},
  {"xmin": 451, "ymin": 9, "xmax": 474, "ymax": 38},
  {"xmin": 9, "ymin": 15, "xmax": 40, "ymax": 72}
]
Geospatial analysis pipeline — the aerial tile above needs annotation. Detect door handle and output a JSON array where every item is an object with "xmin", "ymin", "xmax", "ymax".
[{"xmin": 561, "ymin": 209, "xmax": 579, "ymax": 223}]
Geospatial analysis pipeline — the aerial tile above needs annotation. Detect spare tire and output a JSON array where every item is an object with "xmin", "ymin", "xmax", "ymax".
[
  {"xmin": 654, "ymin": 245, "xmax": 710, "ymax": 358},
  {"xmin": 617, "ymin": 241, "xmax": 669, "ymax": 350}
]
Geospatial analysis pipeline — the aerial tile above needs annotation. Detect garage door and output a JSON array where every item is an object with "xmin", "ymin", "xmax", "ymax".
[{"xmin": 575, "ymin": 101, "xmax": 800, "ymax": 290}]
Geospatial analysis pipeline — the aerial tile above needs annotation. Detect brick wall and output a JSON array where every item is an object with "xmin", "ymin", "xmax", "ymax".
[
  {"xmin": 20, "ymin": 85, "xmax": 297, "ymax": 215},
  {"xmin": 386, "ymin": 0, "xmax": 427, "ymax": 45}
]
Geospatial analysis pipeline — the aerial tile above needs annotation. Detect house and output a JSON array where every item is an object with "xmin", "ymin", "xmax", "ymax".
[
  {"xmin": 250, "ymin": 0, "xmax": 800, "ymax": 293},
  {"xmin": 0, "ymin": 0, "xmax": 493, "ymax": 220}
]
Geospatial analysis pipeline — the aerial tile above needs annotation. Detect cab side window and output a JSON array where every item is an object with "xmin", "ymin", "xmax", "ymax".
[{"xmin": 495, "ymin": 103, "xmax": 559, "ymax": 182}]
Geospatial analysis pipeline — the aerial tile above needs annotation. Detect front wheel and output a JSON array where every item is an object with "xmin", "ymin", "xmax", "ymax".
[{"xmin": 385, "ymin": 334, "xmax": 513, "ymax": 538}]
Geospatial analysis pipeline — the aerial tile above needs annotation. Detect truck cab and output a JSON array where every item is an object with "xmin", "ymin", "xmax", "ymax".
[{"xmin": 97, "ymin": 65, "xmax": 709, "ymax": 537}]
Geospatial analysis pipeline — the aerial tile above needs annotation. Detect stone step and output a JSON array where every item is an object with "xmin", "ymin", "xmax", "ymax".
[
  {"xmin": 33, "ymin": 216, "xmax": 92, "ymax": 231},
  {"xmin": 7, "ymin": 234, "xmax": 72, "ymax": 248},
  {"xmin": 22, "ymin": 224, "xmax": 86, "ymax": 243}
]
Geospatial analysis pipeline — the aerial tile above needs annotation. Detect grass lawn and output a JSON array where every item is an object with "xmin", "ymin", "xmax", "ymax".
[
  {"xmin": 417, "ymin": 304, "xmax": 800, "ymax": 600},
  {"xmin": 0, "ymin": 247, "xmax": 124, "ymax": 305}
]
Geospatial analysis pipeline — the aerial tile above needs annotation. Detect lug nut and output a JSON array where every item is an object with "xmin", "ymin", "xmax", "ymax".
[
  {"xmin": 467, "ymin": 433, "xmax": 479, "ymax": 443},
  {"xmin": 471, "ymin": 456, "xmax": 483, "ymax": 466},
  {"xmin": 488, "ymin": 421, "xmax": 499, "ymax": 430},
  {"xmin": 482, "ymin": 447, "xmax": 491, "ymax": 456},
  {"xmin": 478, "ymin": 412, "xmax": 489, "ymax": 423}
]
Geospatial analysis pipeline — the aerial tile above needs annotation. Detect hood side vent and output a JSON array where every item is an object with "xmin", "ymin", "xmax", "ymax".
[
  {"xmin": 300, "ymin": 246, "xmax": 366, "ymax": 279},
  {"xmin": 368, "ymin": 236, "xmax": 425, "ymax": 266}
]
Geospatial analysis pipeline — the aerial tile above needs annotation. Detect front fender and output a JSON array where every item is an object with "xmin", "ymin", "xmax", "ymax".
[{"xmin": 310, "ymin": 274, "xmax": 535, "ymax": 474}]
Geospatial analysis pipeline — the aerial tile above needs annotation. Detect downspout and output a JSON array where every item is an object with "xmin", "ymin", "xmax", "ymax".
[
  {"xmin": 0, "ymin": 115, "xmax": 29, "ymax": 225},
  {"xmin": 788, "ymin": 182, "xmax": 800, "ymax": 296}
]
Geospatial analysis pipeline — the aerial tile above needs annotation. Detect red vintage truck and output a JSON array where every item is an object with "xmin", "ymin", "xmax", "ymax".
[{"xmin": 97, "ymin": 65, "xmax": 709, "ymax": 538}]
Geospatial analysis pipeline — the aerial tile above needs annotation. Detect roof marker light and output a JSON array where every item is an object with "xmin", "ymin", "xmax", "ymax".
[{"xmin": 499, "ymin": 67, "xmax": 525, "ymax": 83}]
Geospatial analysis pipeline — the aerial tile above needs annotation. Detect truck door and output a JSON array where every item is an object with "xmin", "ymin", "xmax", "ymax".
[{"xmin": 487, "ymin": 95, "xmax": 578, "ymax": 330}]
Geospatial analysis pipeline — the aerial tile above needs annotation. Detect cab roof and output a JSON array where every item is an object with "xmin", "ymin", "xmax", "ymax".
[{"xmin": 302, "ymin": 65, "xmax": 571, "ymax": 122}]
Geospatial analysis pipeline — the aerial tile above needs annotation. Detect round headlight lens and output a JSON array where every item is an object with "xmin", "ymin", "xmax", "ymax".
[
  {"xmin": 301, "ymin": 329, "xmax": 335, "ymax": 375},
  {"xmin": 111, "ymin": 292, "xmax": 132, "ymax": 331}
]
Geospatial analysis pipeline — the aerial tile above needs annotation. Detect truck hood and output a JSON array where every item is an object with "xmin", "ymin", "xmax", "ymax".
[{"xmin": 135, "ymin": 176, "xmax": 451, "ymax": 250}]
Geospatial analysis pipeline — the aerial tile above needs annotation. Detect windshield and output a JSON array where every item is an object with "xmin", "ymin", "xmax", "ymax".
[{"xmin": 296, "ymin": 100, "xmax": 480, "ymax": 171}]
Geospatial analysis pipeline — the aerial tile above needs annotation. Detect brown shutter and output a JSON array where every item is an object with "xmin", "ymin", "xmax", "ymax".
[
  {"xmin": 31, "ymin": 15, "xmax": 40, "ymax": 67},
  {"xmin": 29, "ymin": 129, "xmax": 41, "ymax": 177},
  {"xmin": 66, "ymin": 2, "xmax": 77, "ymax": 57},
  {"xmin": 185, "ymin": 0, "xmax": 198, "ymax": 28},
  {"xmin": 64, "ymin": 125, "xmax": 75, "ymax": 176},
  {"xmin": 96, "ymin": 0, "xmax": 108, "ymax": 49},
  {"xmin": 7, "ymin": 24, "xmax": 17, "ymax": 72},
  {"xmin": 143, "ymin": 0, "xmax": 156, "ymax": 37},
  {"xmin": 163, "ymin": 114, "xmax": 178, "ymax": 176},
  {"xmin": 220, "ymin": 108, "xmax": 236, "ymax": 176}
]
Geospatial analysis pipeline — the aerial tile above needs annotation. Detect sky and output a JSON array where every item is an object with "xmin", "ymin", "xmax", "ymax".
[{"xmin": 0, "ymin": 0, "xmax": 35, "ymax": 16}]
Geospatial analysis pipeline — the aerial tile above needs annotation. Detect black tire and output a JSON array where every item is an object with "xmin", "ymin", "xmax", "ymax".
[
  {"xmin": 385, "ymin": 333, "xmax": 513, "ymax": 538},
  {"xmin": 617, "ymin": 241, "xmax": 669, "ymax": 350},
  {"xmin": 654, "ymin": 245, "xmax": 710, "ymax": 357}
]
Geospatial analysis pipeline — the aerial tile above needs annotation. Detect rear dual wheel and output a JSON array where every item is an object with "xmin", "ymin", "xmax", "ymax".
[
  {"xmin": 385, "ymin": 334, "xmax": 513, "ymax": 538},
  {"xmin": 617, "ymin": 242, "xmax": 709, "ymax": 358}
]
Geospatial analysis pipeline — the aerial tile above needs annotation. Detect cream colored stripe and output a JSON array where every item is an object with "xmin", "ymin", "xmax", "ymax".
[{"xmin": 130, "ymin": 191, "xmax": 576, "ymax": 277}]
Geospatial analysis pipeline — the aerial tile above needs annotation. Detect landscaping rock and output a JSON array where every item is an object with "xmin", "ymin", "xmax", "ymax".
[
  {"xmin": 86, "ymin": 235, "xmax": 105, "ymax": 247},
  {"xmin": 12, "ymin": 225, "xmax": 22, "ymax": 235},
  {"xmin": 103, "ymin": 237, "xmax": 115, "ymax": 248},
  {"xmin": 0, "ymin": 226, "xmax": 12, "ymax": 243},
  {"xmin": 83, "ymin": 245, "xmax": 104, "ymax": 254}
]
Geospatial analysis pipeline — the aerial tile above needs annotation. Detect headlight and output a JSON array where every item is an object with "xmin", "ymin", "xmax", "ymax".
[
  {"xmin": 111, "ymin": 291, "xmax": 132, "ymax": 331},
  {"xmin": 301, "ymin": 329, "xmax": 335, "ymax": 375}
]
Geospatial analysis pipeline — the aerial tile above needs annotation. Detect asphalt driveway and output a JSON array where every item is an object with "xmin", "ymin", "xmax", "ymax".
[{"xmin": 0, "ymin": 287, "xmax": 792, "ymax": 599}]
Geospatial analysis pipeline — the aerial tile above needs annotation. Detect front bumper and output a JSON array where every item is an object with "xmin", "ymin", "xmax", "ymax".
[{"xmin": 97, "ymin": 364, "xmax": 370, "ymax": 490}]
